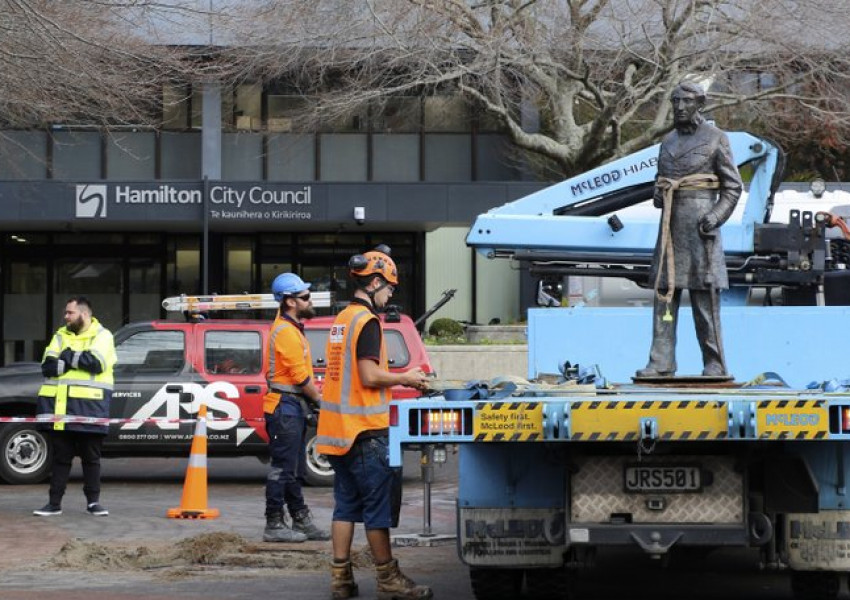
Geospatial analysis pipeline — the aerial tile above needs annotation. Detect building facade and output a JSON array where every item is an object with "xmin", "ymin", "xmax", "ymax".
[{"xmin": 0, "ymin": 82, "xmax": 543, "ymax": 364}]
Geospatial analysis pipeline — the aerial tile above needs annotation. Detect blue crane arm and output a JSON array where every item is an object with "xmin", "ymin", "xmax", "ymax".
[{"xmin": 466, "ymin": 132, "xmax": 781, "ymax": 259}]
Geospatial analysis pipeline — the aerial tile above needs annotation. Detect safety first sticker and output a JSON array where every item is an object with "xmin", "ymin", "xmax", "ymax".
[
  {"xmin": 757, "ymin": 399, "xmax": 828, "ymax": 440},
  {"xmin": 570, "ymin": 399, "xmax": 728, "ymax": 441},
  {"xmin": 473, "ymin": 402, "xmax": 543, "ymax": 441}
]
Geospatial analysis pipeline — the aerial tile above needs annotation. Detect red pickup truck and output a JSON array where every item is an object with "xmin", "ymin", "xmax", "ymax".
[{"xmin": 0, "ymin": 311, "xmax": 432, "ymax": 486}]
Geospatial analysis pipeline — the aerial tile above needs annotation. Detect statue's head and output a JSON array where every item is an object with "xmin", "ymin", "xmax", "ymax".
[{"xmin": 670, "ymin": 82, "xmax": 706, "ymax": 130}]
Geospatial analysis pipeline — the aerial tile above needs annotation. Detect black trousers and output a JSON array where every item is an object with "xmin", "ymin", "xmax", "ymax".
[{"xmin": 48, "ymin": 431, "xmax": 104, "ymax": 506}]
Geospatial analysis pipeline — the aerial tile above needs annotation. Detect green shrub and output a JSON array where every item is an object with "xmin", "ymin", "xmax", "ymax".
[{"xmin": 428, "ymin": 317, "xmax": 465, "ymax": 339}]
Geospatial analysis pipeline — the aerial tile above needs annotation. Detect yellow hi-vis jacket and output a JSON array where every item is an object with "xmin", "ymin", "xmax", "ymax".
[
  {"xmin": 36, "ymin": 318, "xmax": 116, "ymax": 434},
  {"xmin": 263, "ymin": 313, "xmax": 314, "ymax": 414},
  {"xmin": 316, "ymin": 303, "xmax": 388, "ymax": 456}
]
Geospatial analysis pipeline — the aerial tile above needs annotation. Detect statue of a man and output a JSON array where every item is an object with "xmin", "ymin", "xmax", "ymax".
[{"xmin": 636, "ymin": 82, "xmax": 743, "ymax": 379}]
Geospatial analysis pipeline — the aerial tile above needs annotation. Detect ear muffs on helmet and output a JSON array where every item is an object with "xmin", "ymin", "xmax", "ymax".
[{"xmin": 349, "ymin": 247, "xmax": 398, "ymax": 286}]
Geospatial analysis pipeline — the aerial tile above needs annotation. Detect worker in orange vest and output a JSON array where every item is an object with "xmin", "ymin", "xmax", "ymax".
[
  {"xmin": 262, "ymin": 272, "xmax": 329, "ymax": 543},
  {"xmin": 316, "ymin": 245, "xmax": 432, "ymax": 600}
]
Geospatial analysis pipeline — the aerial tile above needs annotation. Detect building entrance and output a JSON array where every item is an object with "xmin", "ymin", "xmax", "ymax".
[{"xmin": 1, "ymin": 231, "xmax": 422, "ymax": 365}]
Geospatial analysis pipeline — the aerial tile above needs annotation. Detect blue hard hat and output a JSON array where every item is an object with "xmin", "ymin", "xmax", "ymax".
[{"xmin": 271, "ymin": 273, "xmax": 311, "ymax": 302}]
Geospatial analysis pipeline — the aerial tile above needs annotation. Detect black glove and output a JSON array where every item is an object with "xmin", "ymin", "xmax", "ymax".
[
  {"xmin": 58, "ymin": 348, "xmax": 76, "ymax": 368},
  {"xmin": 41, "ymin": 357, "xmax": 66, "ymax": 378},
  {"xmin": 305, "ymin": 410, "xmax": 319, "ymax": 428}
]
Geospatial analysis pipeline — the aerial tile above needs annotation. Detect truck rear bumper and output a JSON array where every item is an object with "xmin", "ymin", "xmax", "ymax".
[{"xmin": 568, "ymin": 523, "xmax": 749, "ymax": 553}]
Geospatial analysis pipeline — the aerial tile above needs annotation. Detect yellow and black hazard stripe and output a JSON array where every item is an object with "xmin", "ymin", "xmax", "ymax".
[
  {"xmin": 472, "ymin": 401, "xmax": 544, "ymax": 442},
  {"xmin": 756, "ymin": 399, "xmax": 828, "ymax": 440},
  {"xmin": 569, "ymin": 399, "xmax": 728, "ymax": 441}
]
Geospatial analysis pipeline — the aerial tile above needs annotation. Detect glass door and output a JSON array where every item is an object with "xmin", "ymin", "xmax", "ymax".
[{"xmin": 3, "ymin": 259, "xmax": 48, "ymax": 363}]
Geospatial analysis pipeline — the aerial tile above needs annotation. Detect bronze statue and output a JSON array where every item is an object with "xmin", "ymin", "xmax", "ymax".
[{"xmin": 636, "ymin": 82, "xmax": 743, "ymax": 379}]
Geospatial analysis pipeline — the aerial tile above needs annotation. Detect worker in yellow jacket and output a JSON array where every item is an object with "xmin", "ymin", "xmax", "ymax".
[
  {"xmin": 33, "ymin": 296, "xmax": 116, "ymax": 517},
  {"xmin": 317, "ymin": 245, "xmax": 432, "ymax": 600}
]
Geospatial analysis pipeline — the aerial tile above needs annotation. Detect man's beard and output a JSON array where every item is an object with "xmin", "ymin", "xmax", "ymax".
[
  {"xmin": 297, "ymin": 306, "xmax": 316, "ymax": 320},
  {"xmin": 66, "ymin": 316, "xmax": 85, "ymax": 334}
]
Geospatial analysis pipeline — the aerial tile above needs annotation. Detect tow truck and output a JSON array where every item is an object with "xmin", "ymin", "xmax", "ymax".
[
  {"xmin": 389, "ymin": 132, "xmax": 850, "ymax": 600},
  {"xmin": 0, "ymin": 292, "xmax": 432, "ymax": 487}
]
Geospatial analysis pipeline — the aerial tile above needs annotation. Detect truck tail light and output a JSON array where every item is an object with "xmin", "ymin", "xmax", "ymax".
[
  {"xmin": 390, "ymin": 404, "xmax": 399, "ymax": 427},
  {"xmin": 423, "ymin": 410, "xmax": 460, "ymax": 435},
  {"xmin": 406, "ymin": 408, "xmax": 472, "ymax": 436},
  {"xmin": 842, "ymin": 407, "xmax": 850, "ymax": 433}
]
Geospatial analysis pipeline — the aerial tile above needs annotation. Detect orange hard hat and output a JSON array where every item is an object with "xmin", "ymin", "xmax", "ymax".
[{"xmin": 349, "ymin": 246, "xmax": 398, "ymax": 285}]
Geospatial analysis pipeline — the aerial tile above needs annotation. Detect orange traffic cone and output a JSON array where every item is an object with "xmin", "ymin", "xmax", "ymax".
[{"xmin": 167, "ymin": 403, "xmax": 220, "ymax": 519}]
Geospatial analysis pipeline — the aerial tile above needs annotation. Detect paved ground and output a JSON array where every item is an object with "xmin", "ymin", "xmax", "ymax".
[
  {"xmin": 0, "ymin": 453, "xmax": 468, "ymax": 599},
  {"xmin": 2, "ymin": 454, "xmax": 848, "ymax": 599}
]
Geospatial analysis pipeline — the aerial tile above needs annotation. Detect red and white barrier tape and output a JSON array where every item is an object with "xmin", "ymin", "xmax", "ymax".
[{"xmin": 0, "ymin": 415, "xmax": 267, "ymax": 425}]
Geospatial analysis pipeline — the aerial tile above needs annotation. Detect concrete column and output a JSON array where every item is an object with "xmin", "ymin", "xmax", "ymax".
[{"xmin": 201, "ymin": 82, "xmax": 222, "ymax": 180}]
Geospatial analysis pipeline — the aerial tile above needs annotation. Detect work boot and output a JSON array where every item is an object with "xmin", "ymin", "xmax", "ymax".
[
  {"xmin": 263, "ymin": 511, "xmax": 307, "ymax": 543},
  {"xmin": 292, "ymin": 507, "xmax": 330, "ymax": 541},
  {"xmin": 331, "ymin": 560, "xmax": 359, "ymax": 599},
  {"xmin": 375, "ymin": 559, "xmax": 433, "ymax": 600}
]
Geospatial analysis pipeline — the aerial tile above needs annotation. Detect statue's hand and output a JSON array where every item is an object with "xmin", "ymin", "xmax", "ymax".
[{"xmin": 699, "ymin": 212, "xmax": 719, "ymax": 234}]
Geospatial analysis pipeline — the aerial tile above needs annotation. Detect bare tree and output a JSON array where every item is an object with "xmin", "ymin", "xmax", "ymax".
[
  {"xmin": 0, "ymin": 0, "xmax": 193, "ymax": 129},
  {"xmin": 6, "ymin": 1, "xmax": 850, "ymax": 179},
  {"xmin": 210, "ymin": 0, "xmax": 850, "ymax": 178}
]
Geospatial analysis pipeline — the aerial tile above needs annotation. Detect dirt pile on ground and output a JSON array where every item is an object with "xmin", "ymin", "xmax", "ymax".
[{"xmin": 49, "ymin": 532, "xmax": 375, "ymax": 575}]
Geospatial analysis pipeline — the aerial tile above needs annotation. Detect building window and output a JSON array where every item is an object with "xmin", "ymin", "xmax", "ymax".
[
  {"xmin": 222, "ymin": 133, "xmax": 263, "ymax": 180},
  {"xmin": 162, "ymin": 84, "xmax": 190, "ymax": 130},
  {"xmin": 53, "ymin": 258, "xmax": 122, "ymax": 331},
  {"xmin": 167, "ymin": 237, "xmax": 200, "ymax": 298},
  {"xmin": 373, "ymin": 97, "xmax": 421, "ymax": 133},
  {"xmin": 268, "ymin": 94, "xmax": 311, "ymax": 133},
  {"xmin": 235, "ymin": 83, "xmax": 262, "ymax": 131},
  {"xmin": 320, "ymin": 134, "xmax": 368, "ymax": 181},
  {"xmin": 129, "ymin": 256, "xmax": 162, "ymax": 323},
  {"xmin": 424, "ymin": 95, "xmax": 470, "ymax": 132},
  {"xmin": 0, "ymin": 131, "xmax": 47, "ymax": 180},
  {"xmin": 225, "ymin": 236, "xmax": 254, "ymax": 293},
  {"xmin": 106, "ymin": 132, "xmax": 156, "ymax": 180},
  {"xmin": 52, "ymin": 131, "xmax": 102, "ymax": 180},
  {"xmin": 320, "ymin": 105, "xmax": 369, "ymax": 133},
  {"xmin": 160, "ymin": 132, "xmax": 202, "ymax": 179},
  {"xmin": 3, "ymin": 259, "xmax": 48, "ymax": 363},
  {"xmin": 268, "ymin": 134, "xmax": 316, "ymax": 181},
  {"xmin": 372, "ymin": 134, "xmax": 419, "ymax": 181},
  {"xmin": 424, "ymin": 134, "xmax": 472, "ymax": 181},
  {"xmin": 190, "ymin": 86, "xmax": 204, "ymax": 130}
]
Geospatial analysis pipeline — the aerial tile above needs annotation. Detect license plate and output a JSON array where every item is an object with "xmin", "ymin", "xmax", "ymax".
[{"xmin": 623, "ymin": 464, "xmax": 701, "ymax": 493}]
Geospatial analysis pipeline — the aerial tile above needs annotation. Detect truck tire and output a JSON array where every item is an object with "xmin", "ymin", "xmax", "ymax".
[
  {"xmin": 525, "ymin": 566, "xmax": 573, "ymax": 600},
  {"xmin": 791, "ymin": 571, "xmax": 839, "ymax": 600},
  {"xmin": 303, "ymin": 425, "xmax": 334, "ymax": 487},
  {"xmin": 0, "ymin": 424, "xmax": 52, "ymax": 485},
  {"xmin": 469, "ymin": 567, "xmax": 523, "ymax": 600}
]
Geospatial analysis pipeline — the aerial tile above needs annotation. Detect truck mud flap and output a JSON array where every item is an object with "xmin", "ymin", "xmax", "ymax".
[
  {"xmin": 458, "ymin": 506, "xmax": 567, "ymax": 567},
  {"xmin": 785, "ymin": 511, "xmax": 850, "ymax": 571}
]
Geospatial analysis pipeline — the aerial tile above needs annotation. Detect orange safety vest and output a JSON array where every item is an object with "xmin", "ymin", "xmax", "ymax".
[
  {"xmin": 316, "ymin": 303, "xmax": 388, "ymax": 456},
  {"xmin": 263, "ymin": 314, "xmax": 314, "ymax": 414}
]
